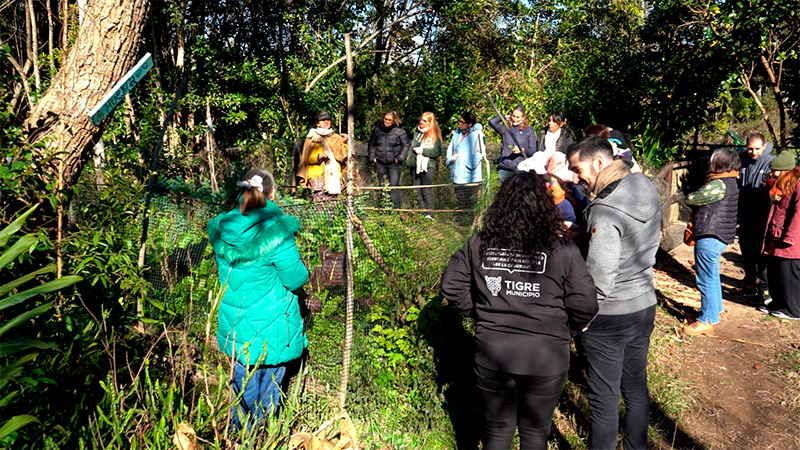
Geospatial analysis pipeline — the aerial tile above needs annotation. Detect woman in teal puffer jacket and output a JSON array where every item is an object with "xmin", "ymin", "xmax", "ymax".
[{"xmin": 207, "ymin": 168, "xmax": 309, "ymax": 429}]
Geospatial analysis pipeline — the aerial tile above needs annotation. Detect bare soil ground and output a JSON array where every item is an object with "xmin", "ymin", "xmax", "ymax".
[{"xmin": 652, "ymin": 237, "xmax": 800, "ymax": 449}]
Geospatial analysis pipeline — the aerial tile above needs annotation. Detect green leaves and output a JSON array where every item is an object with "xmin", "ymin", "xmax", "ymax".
[{"xmin": 0, "ymin": 205, "xmax": 81, "ymax": 446}]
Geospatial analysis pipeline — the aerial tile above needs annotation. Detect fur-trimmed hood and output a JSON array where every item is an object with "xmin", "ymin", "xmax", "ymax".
[{"xmin": 207, "ymin": 200, "xmax": 301, "ymax": 265}]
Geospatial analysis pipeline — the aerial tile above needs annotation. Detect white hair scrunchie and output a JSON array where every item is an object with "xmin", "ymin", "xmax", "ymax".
[{"xmin": 237, "ymin": 175, "xmax": 264, "ymax": 192}]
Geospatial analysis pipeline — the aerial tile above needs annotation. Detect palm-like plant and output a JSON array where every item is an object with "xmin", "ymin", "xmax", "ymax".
[{"xmin": 0, "ymin": 205, "xmax": 81, "ymax": 443}]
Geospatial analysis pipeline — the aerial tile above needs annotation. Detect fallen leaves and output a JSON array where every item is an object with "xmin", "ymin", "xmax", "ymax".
[
  {"xmin": 289, "ymin": 410, "xmax": 359, "ymax": 450},
  {"xmin": 173, "ymin": 423, "xmax": 201, "ymax": 450}
]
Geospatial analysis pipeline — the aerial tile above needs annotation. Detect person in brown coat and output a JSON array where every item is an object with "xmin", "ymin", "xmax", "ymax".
[{"xmin": 296, "ymin": 110, "xmax": 348, "ymax": 200}]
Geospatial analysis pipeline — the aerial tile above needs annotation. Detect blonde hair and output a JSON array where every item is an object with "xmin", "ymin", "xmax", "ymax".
[{"xmin": 420, "ymin": 111, "xmax": 443, "ymax": 143}]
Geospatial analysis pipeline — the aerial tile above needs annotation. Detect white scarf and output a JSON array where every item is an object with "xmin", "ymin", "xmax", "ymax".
[
  {"xmin": 308, "ymin": 127, "xmax": 334, "ymax": 138},
  {"xmin": 544, "ymin": 128, "xmax": 561, "ymax": 153}
]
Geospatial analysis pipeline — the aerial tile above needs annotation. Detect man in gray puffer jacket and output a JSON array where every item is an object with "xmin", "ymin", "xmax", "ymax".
[
  {"xmin": 735, "ymin": 133, "xmax": 774, "ymax": 303},
  {"xmin": 567, "ymin": 135, "xmax": 661, "ymax": 450}
]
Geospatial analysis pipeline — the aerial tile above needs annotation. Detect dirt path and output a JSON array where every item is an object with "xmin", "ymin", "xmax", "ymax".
[{"xmin": 654, "ymin": 238, "xmax": 800, "ymax": 449}]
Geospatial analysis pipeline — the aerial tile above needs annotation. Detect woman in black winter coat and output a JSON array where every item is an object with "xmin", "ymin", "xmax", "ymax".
[
  {"xmin": 441, "ymin": 171, "xmax": 598, "ymax": 450},
  {"xmin": 368, "ymin": 110, "xmax": 410, "ymax": 208}
]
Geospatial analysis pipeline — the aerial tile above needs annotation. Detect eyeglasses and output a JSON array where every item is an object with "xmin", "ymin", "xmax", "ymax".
[{"xmin": 458, "ymin": 120, "xmax": 466, "ymax": 124}]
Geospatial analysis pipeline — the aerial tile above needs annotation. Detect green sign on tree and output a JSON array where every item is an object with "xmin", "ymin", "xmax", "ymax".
[{"xmin": 88, "ymin": 53, "xmax": 153, "ymax": 126}]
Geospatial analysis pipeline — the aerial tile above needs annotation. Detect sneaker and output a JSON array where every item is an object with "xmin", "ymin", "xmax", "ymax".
[
  {"xmin": 769, "ymin": 310, "xmax": 800, "ymax": 320},
  {"xmin": 756, "ymin": 305, "xmax": 771, "ymax": 314},
  {"xmin": 683, "ymin": 320, "xmax": 715, "ymax": 336},
  {"xmin": 424, "ymin": 214, "xmax": 434, "ymax": 220},
  {"xmin": 761, "ymin": 291, "xmax": 773, "ymax": 305}
]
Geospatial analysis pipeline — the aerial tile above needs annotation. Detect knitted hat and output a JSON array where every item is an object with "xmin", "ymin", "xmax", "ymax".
[
  {"xmin": 770, "ymin": 151, "xmax": 797, "ymax": 171},
  {"xmin": 314, "ymin": 110, "xmax": 332, "ymax": 122}
]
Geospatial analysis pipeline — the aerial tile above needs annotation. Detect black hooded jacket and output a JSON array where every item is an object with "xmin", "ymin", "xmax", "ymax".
[
  {"xmin": 441, "ymin": 234, "xmax": 598, "ymax": 376},
  {"xmin": 368, "ymin": 121, "xmax": 410, "ymax": 164}
]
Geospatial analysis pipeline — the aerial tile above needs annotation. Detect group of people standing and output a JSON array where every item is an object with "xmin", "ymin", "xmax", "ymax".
[
  {"xmin": 365, "ymin": 109, "xmax": 487, "ymax": 219},
  {"xmin": 682, "ymin": 133, "xmax": 800, "ymax": 336},
  {"xmin": 443, "ymin": 134, "xmax": 662, "ymax": 449},
  {"xmin": 295, "ymin": 107, "xmax": 578, "ymax": 221}
]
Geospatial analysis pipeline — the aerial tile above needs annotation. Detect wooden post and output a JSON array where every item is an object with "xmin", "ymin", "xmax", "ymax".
[
  {"xmin": 339, "ymin": 33, "xmax": 356, "ymax": 410},
  {"xmin": 206, "ymin": 99, "xmax": 219, "ymax": 192}
]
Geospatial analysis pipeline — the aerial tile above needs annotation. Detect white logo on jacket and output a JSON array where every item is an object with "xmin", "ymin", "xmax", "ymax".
[{"xmin": 485, "ymin": 275, "xmax": 502, "ymax": 296}]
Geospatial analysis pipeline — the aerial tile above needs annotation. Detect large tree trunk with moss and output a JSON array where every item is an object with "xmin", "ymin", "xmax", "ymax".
[{"xmin": 23, "ymin": 0, "xmax": 152, "ymax": 189}]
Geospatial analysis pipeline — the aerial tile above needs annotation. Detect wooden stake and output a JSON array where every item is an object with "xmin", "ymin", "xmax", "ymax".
[
  {"xmin": 206, "ymin": 98, "xmax": 218, "ymax": 192},
  {"xmin": 339, "ymin": 33, "xmax": 355, "ymax": 410}
]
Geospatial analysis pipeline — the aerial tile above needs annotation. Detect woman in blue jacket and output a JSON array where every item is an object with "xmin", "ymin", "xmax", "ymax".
[
  {"xmin": 447, "ymin": 111, "xmax": 486, "ymax": 225},
  {"xmin": 489, "ymin": 105, "xmax": 537, "ymax": 181},
  {"xmin": 207, "ymin": 168, "xmax": 309, "ymax": 429}
]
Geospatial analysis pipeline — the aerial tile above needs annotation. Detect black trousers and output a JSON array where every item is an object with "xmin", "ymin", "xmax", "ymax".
[
  {"xmin": 375, "ymin": 162, "xmax": 402, "ymax": 208},
  {"xmin": 475, "ymin": 364, "xmax": 567, "ymax": 450},
  {"xmin": 767, "ymin": 256, "xmax": 800, "ymax": 317},
  {"xmin": 580, "ymin": 305, "xmax": 656, "ymax": 450},
  {"xmin": 739, "ymin": 220, "xmax": 769, "ymax": 292},
  {"xmin": 410, "ymin": 166, "xmax": 435, "ymax": 214}
]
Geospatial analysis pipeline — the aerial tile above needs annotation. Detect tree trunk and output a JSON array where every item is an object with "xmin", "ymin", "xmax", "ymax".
[
  {"xmin": 760, "ymin": 54, "xmax": 787, "ymax": 148},
  {"xmin": 23, "ymin": 0, "xmax": 152, "ymax": 190},
  {"xmin": 738, "ymin": 70, "xmax": 779, "ymax": 146},
  {"xmin": 27, "ymin": 0, "xmax": 42, "ymax": 91},
  {"xmin": 46, "ymin": 0, "xmax": 55, "ymax": 76},
  {"xmin": 61, "ymin": 0, "xmax": 69, "ymax": 50}
]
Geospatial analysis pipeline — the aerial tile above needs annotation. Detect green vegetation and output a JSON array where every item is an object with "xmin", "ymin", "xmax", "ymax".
[{"xmin": 1, "ymin": 0, "xmax": 798, "ymax": 448}]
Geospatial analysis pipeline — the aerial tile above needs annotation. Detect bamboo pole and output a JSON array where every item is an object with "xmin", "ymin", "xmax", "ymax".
[{"xmin": 339, "ymin": 33, "xmax": 355, "ymax": 410}]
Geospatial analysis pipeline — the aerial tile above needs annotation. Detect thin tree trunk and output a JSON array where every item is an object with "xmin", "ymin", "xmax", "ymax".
[
  {"xmin": 1, "ymin": 37, "xmax": 34, "ymax": 109},
  {"xmin": 24, "ymin": 0, "xmax": 152, "ymax": 189},
  {"xmin": 760, "ymin": 54, "xmax": 787, "ymax": 148},
  {"xmin": 61, "ymin": 0, "xmax": 68, "ymax": 50},
  {"xmin": 46, "ymin": 0, "xmax": 55, "ymax": 75},
  {"xmin": 738, "ymin": 69, "xmax": 779, "ymax": 146},
  {"xmin": 205, "ymin": 99, "xmax": 218, "ymax": 192},
  {"xmin": 124, "ymin": 93, "xmax": 139, "ymax": 141},
  {"xmin": 27, "ymin": 0, "xmax": 41, "ymax": 91},
  {"xmin": 93, "ymin": 137, "xmax": 106, "ymax": 190}
]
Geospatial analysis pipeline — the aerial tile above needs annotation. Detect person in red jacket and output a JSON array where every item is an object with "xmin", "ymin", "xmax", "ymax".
[
  {"xmin": 761, "ymin": 151, "xmax": 800, "ymax": 320},
  {"xmin": 441, "ymin": 171, "xmax": 598, "ymax": 450}
]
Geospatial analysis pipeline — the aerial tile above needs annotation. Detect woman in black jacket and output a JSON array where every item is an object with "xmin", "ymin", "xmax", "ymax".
[
  {"xmin": 441, "ymin": 171, "xmax": 598, "ymax": 450},
  {"xmin": 368, "ymin": 110, "xmax": 410, "ymax": 208}
]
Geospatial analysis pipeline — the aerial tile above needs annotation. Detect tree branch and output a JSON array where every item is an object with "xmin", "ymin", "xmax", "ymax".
[
  {"xmin": 304, "ymin": 5, "xmax": 425, "ymax": 92},
  {"xmin": 1, "ymin": 36, "xmax": 34, "ymax": 109}
]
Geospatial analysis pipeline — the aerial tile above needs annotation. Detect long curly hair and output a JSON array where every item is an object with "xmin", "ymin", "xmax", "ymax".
[{"xmin": 481, "ymin": 171, "xmax": 566, "ymax": 259}]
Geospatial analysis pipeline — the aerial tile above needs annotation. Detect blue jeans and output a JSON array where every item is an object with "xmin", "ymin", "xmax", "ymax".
[
  {"xmin": 498, "ymin": 169, "xmax": 515, "ymax": 182},
  {"xmin": 694, "ymin": 237, "xmax": 727, "ymax": 324},
  {"xmin": 231, "ymin": 361, "xmax": 286, "ymax": 430},
  {"xmin": 580, "ymin": 305, "xmax": 656, "ymax": 450}
]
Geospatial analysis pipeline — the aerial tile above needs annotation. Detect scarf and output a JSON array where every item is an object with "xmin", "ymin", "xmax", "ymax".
[
  {"xmin": 590, "ymin": 159, "xmax": 631, "ymax": 201},
  {"xmin": 308, "ymin": 128, "xmax": 341, "ymax": 194},
  {"xmin": 705, "ymin": 170, "xmax": 740, "ymax": 184},
  {"xmin": 544, "ymin": 128, "xmax": 561, "ymax": 153},
  {"xmin": 308, "ymin": 127, "xmax": 334, "ymax": 138}
]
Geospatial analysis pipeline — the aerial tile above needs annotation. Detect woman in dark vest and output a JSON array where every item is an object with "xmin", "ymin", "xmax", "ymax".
[{"xmin": 683, "ymin": 148, "xmax": 741, "ymax": 336}]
